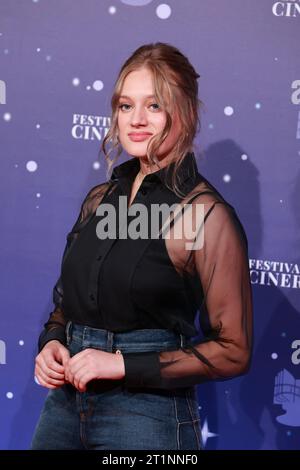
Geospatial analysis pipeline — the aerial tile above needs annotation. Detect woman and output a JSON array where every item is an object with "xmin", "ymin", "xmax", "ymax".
[{"xmin": 31, "ymin": 42, "xmax": 253, "ymax": 450}]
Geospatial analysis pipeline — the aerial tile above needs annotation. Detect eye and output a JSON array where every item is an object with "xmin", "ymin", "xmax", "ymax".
[
  {"xmin": 118, "ymin": 103, "xmax": 131, "ymax": 111},
  {"xmin": 149, "ymin": 103, "xmax": 160, "ymax": 111}
]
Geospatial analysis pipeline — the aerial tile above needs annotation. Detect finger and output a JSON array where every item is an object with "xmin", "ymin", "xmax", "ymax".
[
  {"xmin": 35, "ymin": 365, "xmax": 65, "ymax": 387},
  {"xmin": 35, "ymin": 372, "xmax": 62, "ymax": 389},
  {"xmin": 64, "ymin": 371, "xmax": 72, "ymax": 384},
  {"xmin": 36, "ymin": 357, "xmax": 65, "ymax": 380},
  {"xmin": 38, "ymin": 354, "xmax": 65, "ymax": 374},
  {"xmin": 44, "ymin": 355, "xmax": 65, "ymax": 373},
  {"xmin": 49, "ymin": 370, "xmax": 65, "ymax": 380},
  {"xmin": 35, "ymin": 367, "xmax": 65, "ymax": 387},
  {"xmin": 58, "ymin": 348, "xmax": 71, "ymax": 367},
  {"xmin": 64, "ymin": 364, "xmax": 74, "ymax": 385},
  {"xmin": 35, "ymin": 374, "xmax": 60, "ymax": 389},
  {"xmin": 40, "ymin": 366, "xmax": 64, "ymax": 381},
  {"xmin": 74, "ymin": 371, "xmax": 93, "ymax": 392}
]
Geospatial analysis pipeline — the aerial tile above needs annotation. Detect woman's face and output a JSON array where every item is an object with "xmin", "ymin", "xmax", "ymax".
[{"xmin": 117, "ymin": 67, "xmax": 181, "ymax": 162}]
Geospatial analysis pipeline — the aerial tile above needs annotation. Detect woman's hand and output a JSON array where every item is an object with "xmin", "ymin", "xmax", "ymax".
[
  {"xmin": 34, "ymin": 340, "xmax": 70, "ymax": 389},
  {"xmin": 64, "ymin": 349, "xmax": 125, "ymax": 392}
]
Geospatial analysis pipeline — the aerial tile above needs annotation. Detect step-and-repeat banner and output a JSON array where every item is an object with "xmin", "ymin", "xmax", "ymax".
[{"xmin": 0, "ymin": 0, "xmax": 299, "ymax": 450}]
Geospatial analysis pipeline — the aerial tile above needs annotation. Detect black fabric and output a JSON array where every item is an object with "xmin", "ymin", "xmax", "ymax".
[
  {"xmin": 38, "ymin": 152, "xmax": 253, "ymax": 389},
  {"xmin": 123, "ymin": 351, "xmax": 161, "ymax": 388}
]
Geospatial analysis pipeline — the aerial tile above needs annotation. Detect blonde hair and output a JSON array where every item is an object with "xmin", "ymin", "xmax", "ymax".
[{"xmin": 101, "ymin": 42, "xmax": 203, "ymax": 197}]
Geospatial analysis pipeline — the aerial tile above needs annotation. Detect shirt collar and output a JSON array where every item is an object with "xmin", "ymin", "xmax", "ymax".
[{"xmin": 110, "ymin": 151, "xmax": 199, "ymax": 195}]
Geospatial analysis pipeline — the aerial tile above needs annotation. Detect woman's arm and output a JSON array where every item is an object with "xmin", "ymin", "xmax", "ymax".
[
  {"xmin": 37, "ymin": 181, "xmax": 113, "ymax": 352},
  {"xmin": 35, "ymin": 181, "xmax": 115, "ymax": 389},
  {"xmin": 122, "ymin": 200, "xmax": 253, "ymax": 389}
]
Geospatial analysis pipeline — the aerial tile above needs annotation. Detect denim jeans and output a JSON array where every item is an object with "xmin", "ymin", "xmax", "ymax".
[{"xmin": 31, "ymin": 322, "xmax": 203, "ymax": 450}]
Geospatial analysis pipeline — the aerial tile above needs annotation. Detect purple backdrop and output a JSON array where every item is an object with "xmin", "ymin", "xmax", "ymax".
[{"xmin": 0, "ymin": 0, "xmax": 299, "ymax": 450}]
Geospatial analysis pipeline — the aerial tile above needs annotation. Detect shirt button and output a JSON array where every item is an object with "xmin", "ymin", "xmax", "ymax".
[
  {"xmin": 96, "ymin": 255, "xmax": 102, "ymax": 261},
  {"xmin": 89, "ymin": 293, "xmax": 95, "ymax": 301}
]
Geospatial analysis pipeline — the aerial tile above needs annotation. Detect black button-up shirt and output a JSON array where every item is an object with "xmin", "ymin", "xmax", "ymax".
[{"xmin": 38, "ymin": 152, "xmax": 253, "ymax": 389}]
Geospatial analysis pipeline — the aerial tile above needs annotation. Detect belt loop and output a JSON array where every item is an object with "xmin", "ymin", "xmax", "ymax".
[
  {"xmin": 65, "ymin": 321, "xmax": 72, "ymax": 346},
  {"xmin": 107, "ymin": 330, "xmax": 114, "ymax": 352}
]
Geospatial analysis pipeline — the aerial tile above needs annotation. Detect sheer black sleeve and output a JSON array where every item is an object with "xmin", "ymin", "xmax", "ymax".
[
  {"xmin": 38, "ymin": 182, "xmax": 112, "ymax": 351},
  {"xmin": 123, "ymin": 197, "xmax": 253, "ymax": 389}
]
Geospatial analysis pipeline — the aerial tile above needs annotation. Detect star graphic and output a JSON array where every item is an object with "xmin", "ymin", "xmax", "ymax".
[{"xmin": 201, "ymin": 418, "xmax": 218, "ymax": 447}]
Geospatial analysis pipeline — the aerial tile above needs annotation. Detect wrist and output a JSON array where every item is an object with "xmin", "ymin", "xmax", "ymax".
[{"xmin": 115, "ymin": 350, "xmax": 125, "ymax": 379}]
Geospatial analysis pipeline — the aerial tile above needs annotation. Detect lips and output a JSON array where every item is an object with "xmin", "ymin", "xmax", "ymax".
[{"xmin": 128, "ymin": 132, "xmax": 153, "ymax": 142}]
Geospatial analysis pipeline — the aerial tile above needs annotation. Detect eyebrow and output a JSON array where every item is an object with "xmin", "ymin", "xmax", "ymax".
[{"xmin": 119, "ymin": 94, "xmax": 156, "ymax": 100}]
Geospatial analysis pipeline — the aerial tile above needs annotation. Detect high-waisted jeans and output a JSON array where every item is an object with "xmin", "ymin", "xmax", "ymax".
[{"xmin": 31, "ymin": 322, "xmax": 203, "ymax": 450}]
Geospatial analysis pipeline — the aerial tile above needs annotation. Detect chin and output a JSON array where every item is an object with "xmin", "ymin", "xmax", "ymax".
[{"xmin": 122, "ymin": 142, "xmax": 149, "ymax": 158}]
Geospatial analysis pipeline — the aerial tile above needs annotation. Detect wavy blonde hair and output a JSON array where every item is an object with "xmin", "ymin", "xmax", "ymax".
[{"xmin": 101, "ymin": 42, "xmax": 203, "ymax": 197}]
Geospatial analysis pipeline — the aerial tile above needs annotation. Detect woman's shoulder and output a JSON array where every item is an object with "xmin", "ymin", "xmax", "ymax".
[
  {"xmin": 83, "ymin": 180, "xmax": 112, "ymax": 202},
  {"xmin": 78, "ymin": 180, "xmax": 113, "ymax": 224},
  {"xmin": 185, "ymin": 172, "xmax": 229, "ymax": 207},
  {"xmin": 187, "ymin": 173, "xmax": 248, "ymax": 247}
]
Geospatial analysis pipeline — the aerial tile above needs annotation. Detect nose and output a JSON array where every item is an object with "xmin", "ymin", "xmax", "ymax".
[{"xmin": 130, "ymin": 105, "xmax": 148, "ymax": 127}]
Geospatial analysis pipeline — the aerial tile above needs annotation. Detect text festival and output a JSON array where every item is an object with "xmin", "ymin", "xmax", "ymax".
[
  {"xmin": 72, "ymin": 113, "xmax": 111, "ymax": 141},
  {"xmin": 249, "ymin": 259, "xmax": 300, "ymax": 288}
]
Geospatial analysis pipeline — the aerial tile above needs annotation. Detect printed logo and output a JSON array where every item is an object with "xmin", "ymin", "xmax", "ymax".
[{"xmin": 274, "ymin": 369, "xmax": 300, "ymax": 426}]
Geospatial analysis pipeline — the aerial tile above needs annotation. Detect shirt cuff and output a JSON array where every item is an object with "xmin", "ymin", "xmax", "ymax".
[
  {"xmin": 38, "ymin": 327, "xmax": 66, "ymax": 352},
  {"xmin": 122, "ymin": 351, "xmax": 162, "ymax": 388}
]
